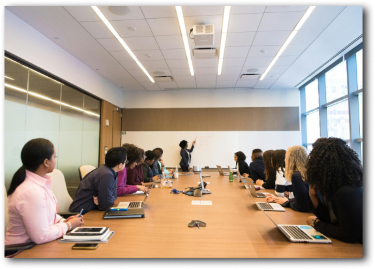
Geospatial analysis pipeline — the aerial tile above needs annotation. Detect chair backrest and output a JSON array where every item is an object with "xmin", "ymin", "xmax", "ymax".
[
  {"xmin": 5, "ymin": 186, "xmax": 9, "ymax": 234},
  {"xmin": 48, "ymin": 169, "xmax": 72, "ymax": 212},
  {"xmin": 79, "ymin": 165, "xmax": 96, "ymax": 181}
]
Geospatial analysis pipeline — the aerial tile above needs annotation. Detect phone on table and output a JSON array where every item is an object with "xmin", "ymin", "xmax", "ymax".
[{"xmin": 72, "ymin": 243, "xmax": 98, "ymax": 250}]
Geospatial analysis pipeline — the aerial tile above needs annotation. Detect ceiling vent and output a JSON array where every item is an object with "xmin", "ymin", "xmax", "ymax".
[
  {"xmin": 193, "ymin": 48, "xmax": 217, "ymax": 59},
  {"xmin": 154, "ymin": 76, "xmax": 173, "ymax": 82},
  {"xmin": 193, "ymin": 25, "xmax": 215, "ymax": 46},
  {"xmin": 240, "ymin": 74, "xmax": 259, "ymax": 80}
]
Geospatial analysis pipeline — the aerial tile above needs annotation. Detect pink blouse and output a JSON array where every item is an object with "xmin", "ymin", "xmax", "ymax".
[
  {"xmin": 5, "ymin": 170, "xmax": 68, "ymax": 245},
  {"xmin": 117, "ymin": 167, "xmax": 138, "ymax": 196}
]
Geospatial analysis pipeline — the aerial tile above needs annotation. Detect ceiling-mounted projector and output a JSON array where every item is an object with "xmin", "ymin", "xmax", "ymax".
[{"xmin": 193, "ymin": 25, "xmax": 214, "ymax": 46}]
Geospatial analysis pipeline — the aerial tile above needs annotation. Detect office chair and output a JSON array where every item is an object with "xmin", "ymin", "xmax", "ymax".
[
  {"xmin": 5, "ymin": 186, "xmax": 35, "ymax": 258},
  {"xmin": 48, "ymin": 169, "xmax": 78, "ymax": 218},
  {"xmin": 78, "ymin": 165, "xmax": 96, "ymax": 181}
]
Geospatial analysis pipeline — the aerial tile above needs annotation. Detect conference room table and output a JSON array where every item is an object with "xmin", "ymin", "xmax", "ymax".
[{"xmin": 16, "ymin": 172, "xmax": 363, "ymax": 258}]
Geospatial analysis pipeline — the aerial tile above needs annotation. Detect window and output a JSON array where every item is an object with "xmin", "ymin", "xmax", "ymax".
[
  {"xmin": 327, "ymin": 100, "xmax": 350, "ymax": 140},
  {"xmin": 306, "ymin": 110, "xmax": 320, "ymax": 144},
  {"xmin": 325, "ymin": 61, "xmax": 348, "ymax": 103},
  {"xmin": 356, "ymin": 50, "xmax": 363, "ymax": 90},
  {"xmin": 358, "ymin": 92, "xmax": 362, "ymax": 137},
  {"xmin": 305, "ymin": 80, "xmax": 319, "ymax": 111}
]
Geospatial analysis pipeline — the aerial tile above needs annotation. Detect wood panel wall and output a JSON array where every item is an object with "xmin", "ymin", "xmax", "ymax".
[
  {"xmin": 99, "ymin": 100, "xmax": 122, "ymax": 165},
  {"xmin": 122, "ymin": 107, "xmax": 299, "ymax": 131}
]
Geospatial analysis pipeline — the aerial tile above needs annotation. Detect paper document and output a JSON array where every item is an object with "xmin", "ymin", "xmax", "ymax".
[
  {"xmin": 191, "ymin": 201, "xmax": 212, "ymax": 205},
  {"xmin": 133, "ymin": 190, "xmax": 144, "ymax": 194}
]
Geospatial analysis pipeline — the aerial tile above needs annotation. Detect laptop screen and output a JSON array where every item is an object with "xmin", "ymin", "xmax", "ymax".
[{"xmin": 199, "ymin": 173, "xmax": 205, "ymax": 191}]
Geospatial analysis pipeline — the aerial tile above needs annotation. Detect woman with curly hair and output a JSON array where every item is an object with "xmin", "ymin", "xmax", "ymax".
[
  {"xmin": 179, "ymin": 140, "xmax": 196, "ymax": 172},
  {"xmin": 266, "ymin": 146, "xmax": 310, "ymax": 212},
  {"xmin": 233, "ymin": 151, "xmax": 250, "ymax": 176},
  {"xmin": 306, "ymin": 138, "xmax": 363, "ymax": 243}
]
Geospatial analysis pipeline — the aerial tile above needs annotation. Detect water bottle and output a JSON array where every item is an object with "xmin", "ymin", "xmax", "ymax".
[
  {"xmin": 174, "ymin": 166, "xmax": 179, "ymax": 179},
  {"xmin": 229, "ymin": 172, "xmax": 233, "ymax": 182}
]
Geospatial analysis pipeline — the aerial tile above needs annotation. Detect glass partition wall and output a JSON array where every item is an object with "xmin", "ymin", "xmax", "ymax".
[{"xmin": 4, "ymin": 56, "xmax": 101, "ymax": 197}]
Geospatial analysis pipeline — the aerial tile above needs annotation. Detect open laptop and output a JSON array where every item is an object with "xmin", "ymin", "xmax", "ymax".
[
  {"xmin": 216, "ymin": 165, "xmax": 229, "ymax": 176},
  {"xmin": 180, "ymin": 168, "xmax": 193, "ymax": 176},
  {"xmin": 117, "ymin": 193, "xmax": 150, "ymax": 209},
  {"xmin": 227, "ymin": 165, "xmax": 243, "ymax": 179},
  {"xmin": 261, "ymin": 205, "xmax": 331, "ymax": 243},
  {"xmin": 244, "ymin": 184, "xmax": 285, "ymax": 212},
  {"xmin": 245, "ymin": 180, "xmax": 268, "ymax": 198}
]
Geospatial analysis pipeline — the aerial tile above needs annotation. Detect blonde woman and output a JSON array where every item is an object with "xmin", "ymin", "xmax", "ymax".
[{"xmin": 266, "ymin": 145, "xmax": 310, "ymax": 212}]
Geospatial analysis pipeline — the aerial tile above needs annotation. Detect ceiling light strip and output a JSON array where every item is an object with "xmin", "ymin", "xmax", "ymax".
[
  {"xmin": 259, "ymin": 6, "xmax": 316, "ymax": 80},
  {"xmin": 91, "ymin": 6, "xmax": 154, "ymax": 83},
  {"xmin": 5, "ymin": 84, "xmax": 100, "ymax": 117},
  {"xmin": 175, "ymin": 6, "xmax": 194, "ymax": 76},
  {"xmin": 218, "ymin": 6, "xmax": 231, "ymax": 75},
  {"xmin": 5, "ymin": 76, "xmax": 15, "ymax": 80}
]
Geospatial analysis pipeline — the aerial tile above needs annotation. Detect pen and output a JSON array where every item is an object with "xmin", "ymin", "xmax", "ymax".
[
  {"xmin": 78, "ymin": 209, "xmax": 84, "ymax": 217},
  {"xmin": 110, "ymin": 208, "xmax": 127, "ymax": 211}
]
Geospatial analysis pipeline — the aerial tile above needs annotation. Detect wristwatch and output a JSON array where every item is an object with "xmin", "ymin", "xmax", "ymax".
[
  {"xmin": 67, "ymin": 221, "xmax": 72, "ymax": 231},
  {"xmin": 312, "ymin": 218, "xmax": 318, "ymax": 228}
]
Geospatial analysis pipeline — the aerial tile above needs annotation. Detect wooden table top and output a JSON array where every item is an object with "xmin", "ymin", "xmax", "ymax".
[{"xmin": 16, "ymin": 172, "xmax": 363, "ymax": 258}]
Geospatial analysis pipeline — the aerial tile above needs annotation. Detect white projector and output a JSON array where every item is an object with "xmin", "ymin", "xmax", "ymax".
[{"xmin": 193, "ymin": 25, "xmax": 215, "ymax": 46}]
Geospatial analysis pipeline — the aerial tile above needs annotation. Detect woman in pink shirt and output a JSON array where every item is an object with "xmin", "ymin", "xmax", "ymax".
[{"xmin": 5, "ymin": 138, "xmax": 84, "ymax": 245}]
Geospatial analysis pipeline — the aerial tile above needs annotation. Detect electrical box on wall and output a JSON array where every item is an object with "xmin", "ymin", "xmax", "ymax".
[{"xmin": 106, "ymin": 119, "xmax": 109, "ymax": 126}]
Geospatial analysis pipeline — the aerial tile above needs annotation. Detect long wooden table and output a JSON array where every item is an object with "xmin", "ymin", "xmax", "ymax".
[{"xmin": 16, "ymin": 172, "xmax": 363, "ymax": 258}]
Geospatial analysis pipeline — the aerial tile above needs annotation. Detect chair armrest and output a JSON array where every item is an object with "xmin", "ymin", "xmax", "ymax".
[
  {"xmin": 5, "ymin": 242, "xmax": 35, "ymax": 251},
  {"xmin": 58, "ymin": 212, "xmax": 80, "ymax": 218}
]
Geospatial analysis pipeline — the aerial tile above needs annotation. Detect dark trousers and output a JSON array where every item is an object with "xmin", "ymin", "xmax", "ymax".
[{"xmin": 180, "ymin": 165, "xmax": 189, "ymax": 172}]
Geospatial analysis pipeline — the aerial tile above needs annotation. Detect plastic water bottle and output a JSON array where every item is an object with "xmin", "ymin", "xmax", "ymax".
[
  {"xmin": 174, "ymin": 166, "xmax": 179, "ymax": 179},
  {"xmin": 229, "ymin": 172, "xmax": 233, "ymax": 182}
]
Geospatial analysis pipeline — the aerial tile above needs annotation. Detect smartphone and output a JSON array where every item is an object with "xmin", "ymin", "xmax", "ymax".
[{"xmin": 72, "ymin": 243, "xmax": 98, "ymax": 250}]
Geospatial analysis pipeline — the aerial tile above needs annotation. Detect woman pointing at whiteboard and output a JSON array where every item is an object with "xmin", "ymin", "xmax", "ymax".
[{"xmin": 179, "ymin": 140, "xmax": 196, "ymax": 172}]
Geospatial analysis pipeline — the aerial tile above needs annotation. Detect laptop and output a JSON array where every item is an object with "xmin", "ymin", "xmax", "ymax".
[
  {"xmin": 227, "ymin": 165, "xmax": 242, "ymax": 179},
  {"xmin": 262, "ymin": 205, "xmax": 332, "ymax": 243},
  {"xmin": 216, "ymin": 165, "xmax": 229, "ymax": 176},
  {"xmin": 244, "ymin": 184, "xmax": 285, "ymax": 212},
  {"xmin": 245, "ymin": 180, "xmax": 268, "ymax": 198},
  {"xmin": 180, "ymin": 168, "xmax": 193, "ymax": 176},
  {"xmin": 103, "ymin": 208, "xmax": 145, "ymax": 219},
  {"xmin": 117, "ymin": 193, "xmax": 150, "ymax": 209},
  {"xmin": 200, "ymin": 173, "xmax": 211, "ymax": 195}
]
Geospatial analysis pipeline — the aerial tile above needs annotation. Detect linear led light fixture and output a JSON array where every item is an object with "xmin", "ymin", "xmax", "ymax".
[
  {"xmin": 218, "ymin": 6, "xmax": 231, "ymax": 75},
  {"xmin": 5, "ymin": 83, "xmax": 100, "ymax": 117},
  {"xmin": 5, "ymin": 76, "xmax": 14, "ymax": 80},
  {"xmin": 175, "ymin": 6, "xmax": 194, "ymax": 76},
  {"xmin": 259, "ymin": 6, "xmax": 316, "ymax": 80},
  {"xmin": 91, "ymin": 6, "xmax": 154, "ymax": 83}
]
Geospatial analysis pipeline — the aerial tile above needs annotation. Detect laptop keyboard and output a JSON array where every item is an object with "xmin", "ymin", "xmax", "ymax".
[
  {"xmin": 129, "ymin": 201, "xmax": 142, "ymax": 208},
  {"xmin": 256, "ymin": 193, "xmax": 266, "ymax": 198},
  {"xmin": 258, "ymin": 202, "xmax": 273, "ymax": 210},
  {"xmin": 280, "ymin": 226, "xmax": 312, "ymax": 240}
]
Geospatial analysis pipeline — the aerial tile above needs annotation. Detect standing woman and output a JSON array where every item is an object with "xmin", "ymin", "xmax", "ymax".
[
  {"xmin": 179, "ymin": 140, "xmax": 196, "ymax": 172},
  {"xmin": 306, "ymin": 138, "xmax": 362, "ymax": 243},
  {"xmin": 5, "ymin": 138, "xmax": 84, "ymax": 245}
]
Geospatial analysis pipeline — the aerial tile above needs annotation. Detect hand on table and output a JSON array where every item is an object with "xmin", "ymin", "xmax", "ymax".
[
  {"xmin": 138, "ymin": 185, "xmax": 150, "ymax": 194},
  {"xmin": 243, "ymin": 173, "xmax": 249, "ymax": 178},
  {"xmin": 307, "ymin": 216, "xmax": 319, "ymax": 226},
  {"xmin": 265, "ymin": 194, "xmax": 276, "ymax": 203},
  {"xmin": 66, "ymin": 215, "xmax": 84, "ymax": 229},
  {"xmin": 152, "ymin": 175, "xmax": 160, "ymax": 181},
  {"xmin": 274, "ymin": 197, "xmax": 288, "ymax": 205},
  {"xmin": 256, "ymin": 180, "xmax": 264, "ymax": 186}
]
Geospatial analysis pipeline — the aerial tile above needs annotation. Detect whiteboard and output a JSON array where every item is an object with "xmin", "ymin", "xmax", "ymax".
[{"xmin": 121, "ymin": 131, "xmax": 301, "ymax": 168}]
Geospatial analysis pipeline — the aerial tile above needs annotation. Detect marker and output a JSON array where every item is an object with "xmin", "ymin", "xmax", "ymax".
[
  {"xmin": 110, "ymin": 208, "xmax": 128, "ymax": 211},
  {"xmin": 78, "ymin": 209, "xmax": 84, "ymax": 217}
]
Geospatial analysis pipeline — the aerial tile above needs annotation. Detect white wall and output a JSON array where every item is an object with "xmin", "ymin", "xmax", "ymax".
[
  {"xmin": 4, "ymin": 9, "xmax": 123, "ymax": 107},
  {"xmin": 122, "ymin": 88, "xmax": 300, "ymax": 108}
]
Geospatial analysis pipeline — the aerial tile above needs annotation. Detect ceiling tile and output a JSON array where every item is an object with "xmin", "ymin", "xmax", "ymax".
[
  {"xmin": 222, "ymin": 58, "xmax": 246, "ymax": 67},
  {"xmin": 252, "ymin": 31, "xmax": 291, "ymax": 46},
  {"xmin": 141, "ymin": 82, "xmax": 161, "ymax": 91},
  {"xmin": 134, "ymin": 76, "xmax": 154, "ymax": 83},
  {"xmin": 197, "ymin": 81, "xmax": 217, "ymax": 88},
  {"xmin": 194, "ymin": 68, "xmax": 217, "ymax": 75},
  {"xmin": 111, "ymin": 20, "xmax": 153, "ymax": 37},
  {"xmin": 301, "ymin": 6, "xmax": 346, "ymax": 31},
  {"xmin": 265, "ymin": 6, "xmax": 309, "ymax": 13},
  {"xmin": 223, "ymin": 46, "xmax": 250, "ymax": 58},
  {"xmin": 166, "ymin": 60, "xmax": 189, "ymax": 69},
  {"xmin": 245, "ymin": 57, "xmax": 274, "ymax": 66},
  {"xmin": 64, "ymin": 6, "xmax": 100, "ymax": 22},
  {"xmin": 162, "ymin": 49, "xmax": 186, "ymax": 59},
  {"xmin": 258, "ymin": 12, "xmax": 304, "ymax": 31},
  {"xmin": 263, "ymin": 73, "xmax": 283, "ymax": 80},
  {"xmin": 183, "ymin": 15, "xmax": 223, "ymax": 34},
  {"xmin": 290, "ymin": 28, "xmax": 324, "ymax": 46},
  {"xmin": 123, "ymin": 37, "xmax": 159, "ymax": 50},
  {"xmin": 282, "ymin": 44, "xmax": 308, "ymax": 56},
  {"xmin": 140, "ymin": 6, "xmax": 177, "ymax": 18},
  {"xmin": 241, "ymin": 66, "xmax": 267, "ymax": 74},
  {"xmin": 148, "ymin": 68, "xmax": 172, "ymax": 76},
  {"xmin": 119, "ymin": 61, "xmax": 139, "ymax": 70},
  {"xmin": 80, "ymin": 21, "xmax": 113, "ymax": 38},
  {"xmin": 155, "ymin": 35, "xmax": 184, "ymax": 49},
  {"xmin": 133, "ymin": 50, "xmax": 165, "ymax": 61},
  {"xmin": 127, "ymin": 69, "xmax": 147, "ymax": 77},
  {"xmin": 248, "ymin": 45, "xmax": 281, "ymax": 57},
  {"xmin": 235, "ymin": 80, "xmax": 258, "ymax": 87},
  {"xmin": 226, "ymin": 32, "xmax": 256, "ymax": 47},
  {"xmin": 217, "ymin": 74, "xmax": 240, "ymax": 81},
  {"xmin": 170, "ymin": 69, "xmax": 191, "ymax": 76},
  {"xmin": 173, "ymin": 75, "xmax": 196, "ymax": 82},
  {"xmin": 157, "ymin": 81, "xmax": 178, "ymax": 89},
  {"xmin": 98, "ymin": 6, "xmax": 145, "ymax": 20},
  {"xmin": 141, "ymin": 60, "xmax": 169, "ymax": 69},
  {"xmin": 192, "ymin": 59, "xmax": 218, "ymax": 68},
  {"xmin": 268, "ymin": 65, "xmax": 290, "ymax": 73},
  {"xmin": 231, "ymin": 6, "xmax": 266, "ymax": 14},
  {"xmin": 96, "ymin": 38, "xmax": 124, "ymax": 51},
  {"xmin": 274, "ymin": 55, "xmax": 299, "ymax": 66},
  {"xmin": 216, "ymin": 81, "xmax": 238, "ymax": 87},
  {"xmin": 221, "ymin": 66, "xmax": 242, "ymax": 75},
  {"xmin": 147, "ymin": 18, "xmax": 181, "ymax": 36},
  {"xmin": 176, "ymin": 81, "xmax": 197, "ymax": 88},
  {"xmin": 253, "ymin": 78, "xmax": 278, "ymax": 88},
  {"xmin": 182, "ymin": 6, "xmax": 224, "ymax": 16},
  {"xmin": 195, "ymin": 74, "xmax": 217, "ymax": 81},
  {"xmin": 109, "ymin": 51, "xmax": 133, "ymax": 62},
  {"xmin": 228, "ymin": 14, "xmax": 263, "ymax": 33}
]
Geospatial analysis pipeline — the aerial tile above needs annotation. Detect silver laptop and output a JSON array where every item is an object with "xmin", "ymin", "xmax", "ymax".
[
  {"xmin": 180, "ymin": 168, "xmax": 193, "ymax": 175},
  {"xmin": 227, "ymin": 165, "xmax": 243, "ymax": 179},
  {"xmin": 245, "ymin": 179, "xmax": 267, "ymax": 198},
  {"xmin": 262, "ymin": 206, "xmax": 332, "ymax": 243},
  {"xmin": 199, "ymin": 173, "xmax": 211, "ymax": 194},
  {"xmin": 216, "ymin": 165, "xmax": 229, "ymax": 176},
  {"xmin": 117, "ymin": 192, "xmax": 150, "ymax": 209},
  {"xmin": 244, "ymin": 184, "xmax": 285, "ymax": 212}
]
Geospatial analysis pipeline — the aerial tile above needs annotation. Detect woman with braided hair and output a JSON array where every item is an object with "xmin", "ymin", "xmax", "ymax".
[{"xmin": 306, "ymin": 138, "xmax": 363, "ymax": 243}]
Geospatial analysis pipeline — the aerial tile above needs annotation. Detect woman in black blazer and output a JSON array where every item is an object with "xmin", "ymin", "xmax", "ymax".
[
  {"xmin": 234, "ymin": 151, "xmax": 250, "ymax": 176},
  {"xmin": 179, "ymin": 140, "xmax": 196, "ymax": 172}
]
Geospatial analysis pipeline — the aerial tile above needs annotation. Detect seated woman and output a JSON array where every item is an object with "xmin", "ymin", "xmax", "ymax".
[
  {"xmin": 117, "ymin": 144, "xmax": 149, "ymax": 195},
  {"xmin": 254, "ymin": 150, "xmax": 275, "ymax": 188},
  {"xmin": 142, "ymin": 150, "xmax": 161, "ymax": 183},
  {"xmin": 154, "ymin": 147, "xmax": 175, "ymax": 176},
  {"xmin": 306, "ymin": 138, "xmax": 362, "ymax": 243},
  {"xmin": 5, "ymin": 138, "xmax": 84, "ymax": 245},
  {"xmin": 179, "ymin": 140, "xmax": 195, "ymax": 172},
  {"xmin": 126, "ymin": 148, "xmax": 147, "ymax": 186},
  {"xmin": 233, "ymin": 151, "xmax": 250, "ymax": 176},
  {"xmin": 267, "ymin": 146, "xmax": 310, "ymax": 212}
]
